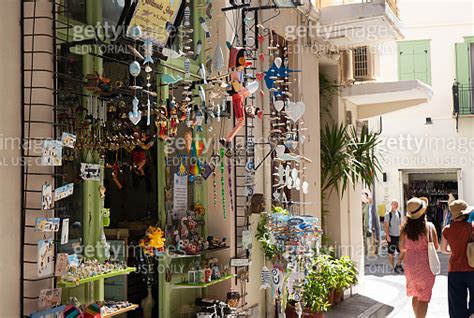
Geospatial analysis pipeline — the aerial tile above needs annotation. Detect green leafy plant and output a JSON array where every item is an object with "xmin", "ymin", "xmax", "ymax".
[
  {"xmin": 302, "ymin": 254, "xmax": 336, "ymax": 313},
  {"xmin": 255, "ymin": 206, "xmax": 289, "ymax": 260},
  {"xmin": 333, "ymin": 256, "xmax": 358, "ymax": 290}
]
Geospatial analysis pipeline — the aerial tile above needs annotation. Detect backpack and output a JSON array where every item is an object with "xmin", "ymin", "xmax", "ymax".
[{"xmin": 389, "ymin": 211, "xmax": 401, "ymax": 228}]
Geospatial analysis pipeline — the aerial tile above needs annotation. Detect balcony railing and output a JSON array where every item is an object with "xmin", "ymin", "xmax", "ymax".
[
  {"xmin": 453, "ymin": 83, "xmax": 474, "ymax": 115},
  {"xmin": 320, "ymin": 0, "xmax": 399, "ymax": 17}
]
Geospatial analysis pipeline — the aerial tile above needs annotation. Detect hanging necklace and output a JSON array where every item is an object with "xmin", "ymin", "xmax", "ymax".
[{"xmin": 220, "ymin": 147, "xmax": 226, "ymax": 219}]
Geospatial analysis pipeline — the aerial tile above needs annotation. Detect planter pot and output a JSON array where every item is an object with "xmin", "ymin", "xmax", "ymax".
[
  {"xmin": 285, "ymin": 306, "xmax": 324, "ymax": 318},
  {"xmin": 327, "ymin": 290, "xmax": 335, "ymax": 306},
  {"xmin": 334, "ymin": 289, "xmax": 343, "ymax": 304}
]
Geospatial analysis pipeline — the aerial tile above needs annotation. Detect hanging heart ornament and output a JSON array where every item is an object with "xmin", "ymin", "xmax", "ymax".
[
  {"xmin": 275, "ymin": 145, "xmax": 285, "ymax": 158},
  {"xmin": 274, "ymin": 100, "xmax": 285, "ymax": 112},
  {"xmin": 287, "ymin": 101, "xmax": 305, "ymax": 122}
]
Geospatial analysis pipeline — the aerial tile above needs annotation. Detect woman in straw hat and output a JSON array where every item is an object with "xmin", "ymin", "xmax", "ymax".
[
  {"xmin": 400, "ymin": 197, "xmax": 439, "ymax": 318},
  {"xmin": 441, "ymin": 199, "xmax": 474, "ymax": 318}
]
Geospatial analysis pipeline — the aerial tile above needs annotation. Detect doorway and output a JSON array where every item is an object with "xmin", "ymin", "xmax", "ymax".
[{"xmin": 400, "ymin": 169, "xmax": 462, "ymax": 237}]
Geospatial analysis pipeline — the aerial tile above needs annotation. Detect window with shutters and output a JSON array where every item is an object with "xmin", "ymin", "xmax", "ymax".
[
  {"xmin": 454, "ymin": 37, "xmax": 473, "ymax": 115},
  {"xmin": 397, "ymin": 40, "xmax": 431, "ymax": 86}
]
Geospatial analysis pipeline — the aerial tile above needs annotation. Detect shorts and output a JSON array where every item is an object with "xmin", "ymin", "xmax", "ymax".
[{"xmin": 388, "ymin": 235, "xmax": 400, "ymax": 254}]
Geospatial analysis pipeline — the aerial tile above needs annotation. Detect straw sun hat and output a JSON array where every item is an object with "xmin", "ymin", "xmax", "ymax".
[
  {"xmin": 449, "ymin": 199, "xmax": 474, "ymax": 219},
  {"xmin": 406, "ymin": 197, "xmax": 428, "ymax": 220}
]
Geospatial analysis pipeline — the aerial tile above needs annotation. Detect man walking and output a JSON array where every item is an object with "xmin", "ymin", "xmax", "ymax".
[{"xmin": 384, "ymin": 199, "xmax": 405, "ymax": 273}]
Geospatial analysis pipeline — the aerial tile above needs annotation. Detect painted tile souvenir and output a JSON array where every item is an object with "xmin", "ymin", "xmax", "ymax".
[
  {"xmin": 61, "ymin": 218, "xmax": 69, "ymax": 244},
  {"xmin": 41, "ymin": 140, "xmax": 63, "ymax": 166},
  {"xmin": 38, "ymin": 239, "xmax": 54, "ymax": 277},
  {"xmin": 55, "ymin": 253, "xmax": 69, "ymax": 277},
  {"xmin": 54, "ymin": 183, "xmax": 74, "ymax": 201},
  {"xmin": 41, "ymin": 183, "xmax": 53, "ymax": 210},
  {"xmin": 80, "ymin": 163, "xmax": 101, "ymax": 181},
  {"xmin": 35, "ymin": 217, "xmax": 60, "ymax": 232},
  {"xmin": 67, "ymin": 254, "xmax": 79, "ymax": 267},
  {"xmin": 61, "ymin": 132, "xmax": 76, "ymax": 149},
  {"xmin": 38, "ymin": 288, "xmax": 62, "ymax": 311}
]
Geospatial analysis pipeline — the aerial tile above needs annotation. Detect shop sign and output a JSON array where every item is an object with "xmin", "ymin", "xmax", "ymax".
[
  {"xmin": 230, "ymin": 258, "xmax": 251, "ymax": 267},
  {"xmin": 127, "ymin": 0, "xmax": 183, "ymax": 46}
]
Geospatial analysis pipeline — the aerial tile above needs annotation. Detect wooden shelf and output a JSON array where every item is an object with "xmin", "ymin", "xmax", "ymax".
[
  {"xmin": 57, "ymin": 267, "xmax": 136, "ymax": 288},
  {"xmin": 102, "ymin": 304, "xmax": 139, "ymax": 317},
  {"xmin": 168, "ymin": 246, "xmax": 230, "ymax": 259},
  {"xmin": 172, "ymin": 274, "xmax": 235, "ymax": 289}
]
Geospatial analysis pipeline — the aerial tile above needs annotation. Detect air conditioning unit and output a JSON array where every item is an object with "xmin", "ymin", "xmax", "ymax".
[{"xmin": 352, "ymin": 46, "xmax": 377, "ymax": 81}]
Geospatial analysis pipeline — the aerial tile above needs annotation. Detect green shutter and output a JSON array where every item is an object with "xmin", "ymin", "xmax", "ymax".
[
  {"xmin": 398, "ymin": 40, "xmax": 431, "ymax": 85},
  {"xmin": 398, "ymin": 43, "xmax": 415, "ymax": 81},
  {"xmin": 413, "ymin": 42, "xmax": 431, "ymax": 85},
  {"xmin": 455, "ymin": 42, "xmax": 470, "ymax": 86}
]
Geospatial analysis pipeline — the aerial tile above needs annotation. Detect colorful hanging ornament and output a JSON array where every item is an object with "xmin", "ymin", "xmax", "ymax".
[
  {"xmin": 260, "ymin": 265, "xmax": 271, "ymax": 290},
  {"xmin": 129, "ymin": 96, "xmax": 142, "ymax": 125},
  {"xmin": 129, "ymin": 25, "xmax": 142, "ymax": 40},
  {"xmin": 129, "ymin": 61, "xmax": 141, "ymax": 77},
  {"xmin": 183, "ymin": 4, "xmax": 191, "ymax": 27},
  {"xmin": 271, "ymin": 267, "xmax": 283, "ymax": 299},
  {"xmin": 227, "ymin": 156, "xmax": 234, "ymax": 214},
  {"xmin": 213, "ymin": 43, "xmax": 225, "ymax": 73},
  {"xmin": 143, "ymin": 38, "xmax": 154, "ymax": 64},
  {"xmin": 199, "ymin": 17, "xmax": 211, "ymax": 38},
  {"xmin": 184, "ymin": 58, "xmax": 191, "ymax": 78}
]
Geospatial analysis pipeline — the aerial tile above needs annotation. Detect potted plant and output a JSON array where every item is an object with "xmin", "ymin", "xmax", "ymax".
[
  {"xmin": 333, "ymin": 257, "xmax": 358, "ymax": 304},
  {"xmin": 286, "ymin": 254, "xmax": 335, "ymax": 318}
]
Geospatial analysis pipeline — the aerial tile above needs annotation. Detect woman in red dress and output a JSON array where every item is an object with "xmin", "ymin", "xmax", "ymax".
[{"xmin": 400, "ymin": 197, "xmax": 439, "ymax": 318}]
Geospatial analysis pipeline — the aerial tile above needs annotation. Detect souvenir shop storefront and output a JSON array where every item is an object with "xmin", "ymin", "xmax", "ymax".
[{"xmin": 22, "ymin": 1, "xmax": 346, "ymax": 317}]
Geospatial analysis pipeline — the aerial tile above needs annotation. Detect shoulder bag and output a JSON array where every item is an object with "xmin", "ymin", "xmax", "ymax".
[{"xmin": 427, "ymin": 223, "xmax": 441, "ymax": 275}]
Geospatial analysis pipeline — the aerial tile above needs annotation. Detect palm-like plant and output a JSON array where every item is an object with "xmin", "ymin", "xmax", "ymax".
[
  {"xmin": 321, "ymin": 123, "xmax": 381, "ymax": 196},
  {"xmin": 320, "ymin": 123, "xmax": 382, "ymax": 230}
]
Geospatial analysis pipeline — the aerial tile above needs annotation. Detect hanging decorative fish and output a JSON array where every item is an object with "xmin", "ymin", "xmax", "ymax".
[
  {"xmin": 129, "ymin": 97, "xmax": 142, "ymax": 125},
  {"xmin": 199, "ymin": 63, "xmax": 208, "ymax": 84},
  {"xmin": 143, "ymin": 39, "xmax": 154, "ymax": 65},
  {"xmin": 184, "ymin": 58, "xmax": 191, "ymax": 78},
  {"xmin": 184, "ymin": 5, "xmax": 191, "ymax": 27},
  {"xmin": 260, "ymin": 266, "xmax": 271, "ymax": 290},
  {"xmin": 213, "ymin": 43, "xmax": 224, "ymax": 73},
  {"xmin": 199, "ymin": 86, "xmax": 206, "ymax": 103},
  {"xmin": 162, "ymin": 47, "xmax": 185, "ymax": 59},
  {"xmin": 199, "ymin": 17, "xmax": 211, "ymax": 38},
  {"xmin": 195, "ymin": 40, "xmax": 202, "ymax": 59}
]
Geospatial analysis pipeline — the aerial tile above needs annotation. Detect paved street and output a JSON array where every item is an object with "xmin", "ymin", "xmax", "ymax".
[{"xmin": 327, "ymin": 253, "xmax": 450, "ymax": 318}]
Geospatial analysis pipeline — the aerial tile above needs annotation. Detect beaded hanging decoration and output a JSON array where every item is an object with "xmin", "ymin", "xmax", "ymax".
[
  {"xmin": 227, "ymin": 156, "xmax": 234, "ymax": 215},
  {"xmin": 220, "ymin": 147, "xmax": 226, "ymax": 219}
]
